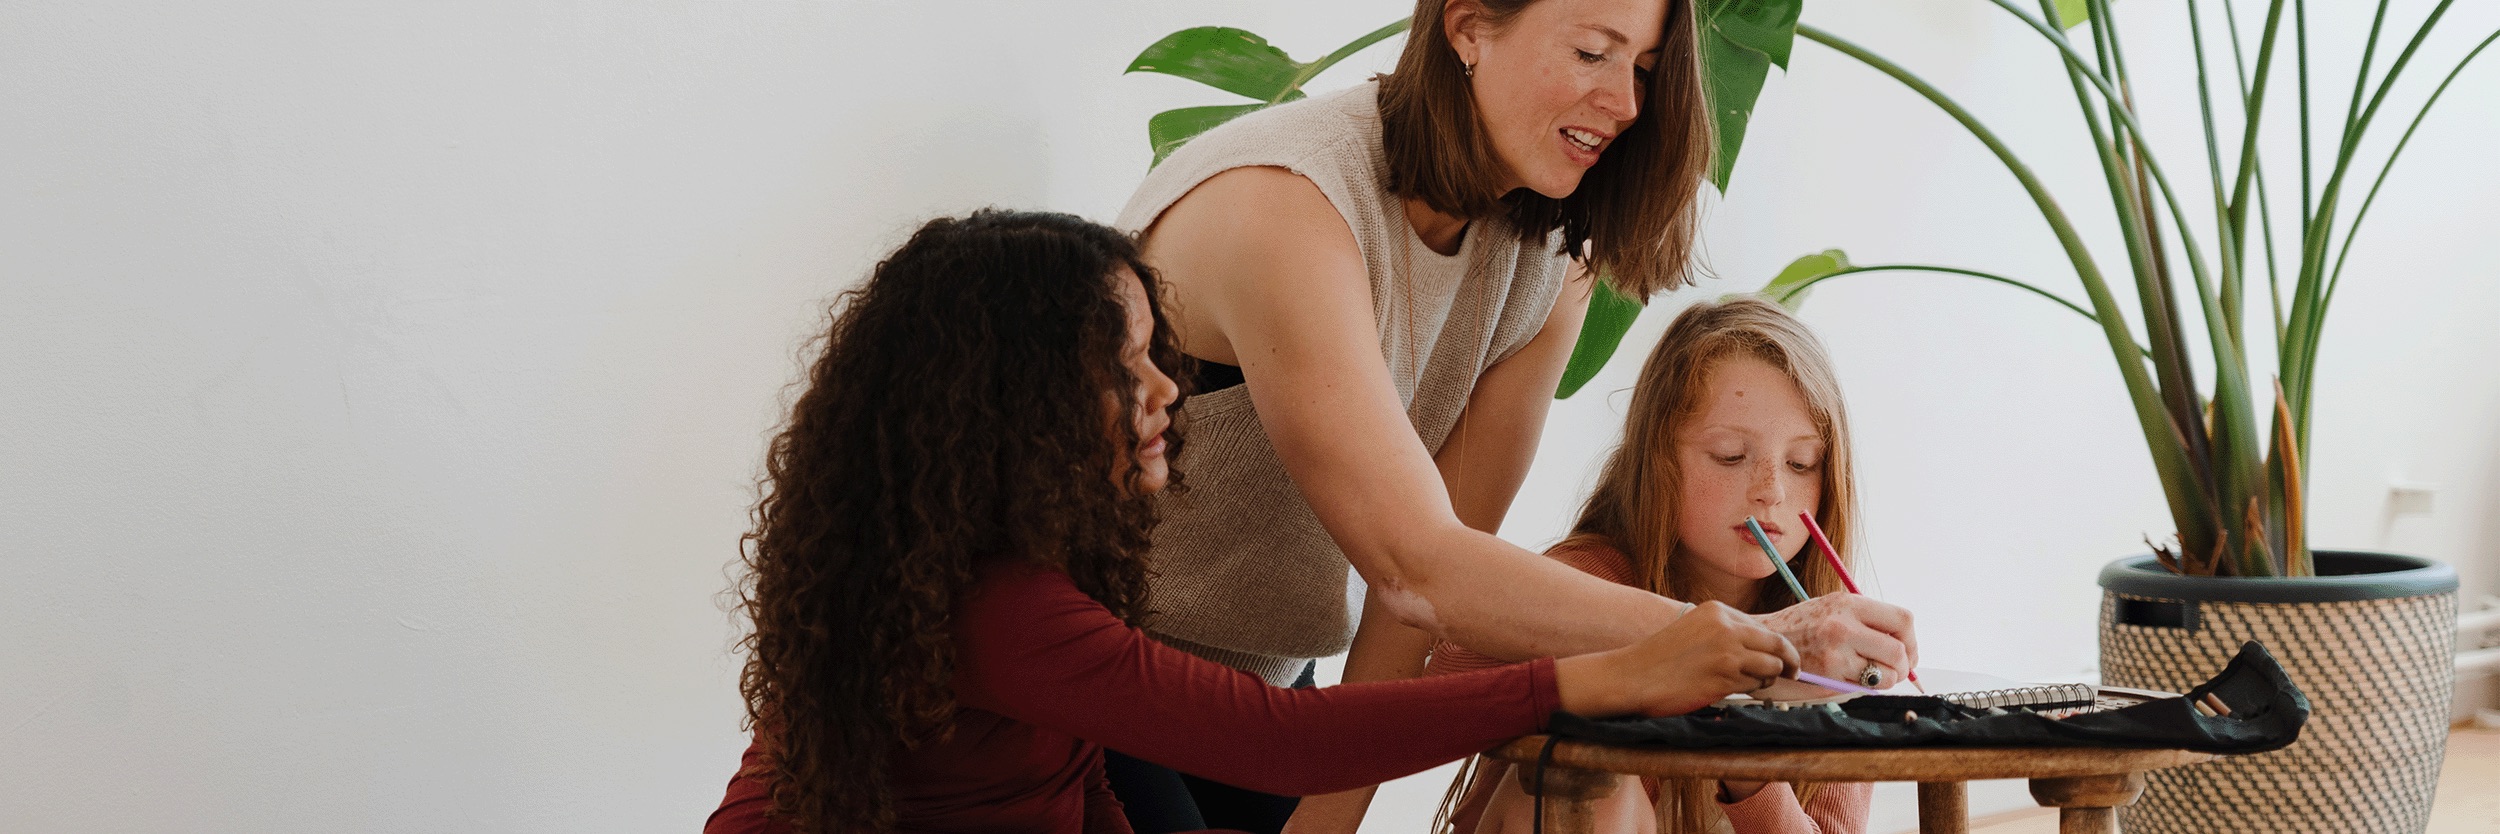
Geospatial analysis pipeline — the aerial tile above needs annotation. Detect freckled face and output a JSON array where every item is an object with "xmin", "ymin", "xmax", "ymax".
[
  {"xmin": 1111, "ymin": 268, "xmax": 1180, "ymax": 494},
  {"xmin": 1671, "ymin": 356, "xmax": 1826, "ymax": 601},
  {"xmin": 1455, "ymin": 0, "xmax": 1667, "ymax": 198}
]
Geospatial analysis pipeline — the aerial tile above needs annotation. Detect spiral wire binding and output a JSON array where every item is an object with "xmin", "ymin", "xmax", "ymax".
[{"xmin": 1936, "ymin": 682, "xmax": 2098, "ymax": 711}]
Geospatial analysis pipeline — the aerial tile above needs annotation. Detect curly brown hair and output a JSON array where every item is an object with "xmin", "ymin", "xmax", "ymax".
[{"xmin": 731, "ymin": 210, "xmax": 1189, "ymax": 833}]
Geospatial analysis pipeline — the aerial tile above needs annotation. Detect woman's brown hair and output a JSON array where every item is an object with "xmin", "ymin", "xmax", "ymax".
[
  {"xmin": 1574, "ymin": 296, "xmax": 1857, "ymax": 831},
  {"xmin": 731, "ymin": 210, "xmax": 1188, "ymax": 833},
  {"xmin": 1379, "ymin": 0, "xmax": 1713, "ymax": 298}
]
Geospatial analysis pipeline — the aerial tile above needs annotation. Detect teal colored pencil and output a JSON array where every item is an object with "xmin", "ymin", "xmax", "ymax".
[{"xmin": 1745, "ymin": 516, "xmax": 1811, "ymax": 601}]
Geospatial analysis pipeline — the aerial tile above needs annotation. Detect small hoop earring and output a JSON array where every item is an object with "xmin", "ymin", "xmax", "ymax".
[{"xmin": 1462, "ymin": 61, "xmax": 1475, "ymax": 78}]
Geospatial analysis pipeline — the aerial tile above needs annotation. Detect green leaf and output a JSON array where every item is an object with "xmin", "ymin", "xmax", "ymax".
[
  {"xmin": 1702, "ymin": 0, "xmax": 1804, "ymax": 69},
  {"xmin": 2050, "ymin": 0, "xmax": 2091, "ymax": 30},
  {"xmin": 1695, "ymin": 0, "xmax": 1802, "ymax": 188},
  {"xmin": 1127, "ymin": 27, "xmax": 1305, "ymax": 102},
  {"xmin": 1130, "ymin": 22, "xmax": 1408, "ymax": 163},
  {"xmin": 1556, "ymin": 281, "xmax": 1645, "ymax": 399},
  {"xmin": 1699, "ymin": 34, "xmax": 1774, "ymax": 188},
  {"xmin": 1148, "ymin": 104, "xmax": 1268, "ymax": 165},
  {"xmin": 1757, "ymin": 249, "xmax": 1852, "ymax": 309}
]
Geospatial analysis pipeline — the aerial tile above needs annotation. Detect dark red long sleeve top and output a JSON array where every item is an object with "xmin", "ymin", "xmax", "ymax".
[{"xmin": 705, "ymin": 560, "xmax": 1561, "ymax": 834}]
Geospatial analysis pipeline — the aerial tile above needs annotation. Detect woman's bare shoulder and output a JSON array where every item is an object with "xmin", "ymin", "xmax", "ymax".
[
  {"xmin": 1138, "ymin": 166, "xmax": 1371, "ymax": 352},
  {"xmin": 1147, "ymin": 165, "xmax": 1359, "ymax": 262}
]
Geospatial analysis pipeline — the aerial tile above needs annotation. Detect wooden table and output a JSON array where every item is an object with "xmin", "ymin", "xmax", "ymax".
[{"xmin": 1485, "ymin": 737, "xmax": 2213, "ymax": 834}]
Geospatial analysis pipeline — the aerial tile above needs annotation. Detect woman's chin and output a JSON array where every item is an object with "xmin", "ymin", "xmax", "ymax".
[{"xmin": 1524, "ymin": 173, "xmax": 1584, "ymax": 200}]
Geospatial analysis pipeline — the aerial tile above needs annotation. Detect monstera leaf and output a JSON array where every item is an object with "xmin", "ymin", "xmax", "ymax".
[
  {"xmin": 1146, "ymin": 103, "xmax": 1269, "ymax": 165},
  {"xmin": 1556, "ymin": 282, "xmax": 1646, "ymax": 398},
  {"xmin": 1696, "ymin": 0, "xmax": 1804, "ymax": 189},
  {"xmin": 1127, "ymin": 21, "xmax": 1409, "ymax": 165},
  {"xmin": 1128, "ymin": 27, "xmax": 1311, "ymax": 103}
]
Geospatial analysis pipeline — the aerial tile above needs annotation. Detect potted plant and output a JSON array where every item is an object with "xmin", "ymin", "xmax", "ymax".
[{"xmin": 1755, "ymin": 2, "xmax": 2486, "ymax": 831}]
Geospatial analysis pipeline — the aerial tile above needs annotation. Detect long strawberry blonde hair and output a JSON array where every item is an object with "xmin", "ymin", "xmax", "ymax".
[
  {"xmin": 1571, "ymin": 297, "xmax": 1860, "ymax": 615},
  {"xmin": 1436, "ymin": 297, "xmax": 1863, "ymax": 834}
]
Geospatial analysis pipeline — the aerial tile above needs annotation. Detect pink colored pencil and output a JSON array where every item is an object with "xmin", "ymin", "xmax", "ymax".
[
  {"xmin": 1799, "ymin": 511, "xmax": 1862, "ymax": 595},
  {"xmin": 1798, "ymin": 511, "xmax": 1921, "ymax": 690}
]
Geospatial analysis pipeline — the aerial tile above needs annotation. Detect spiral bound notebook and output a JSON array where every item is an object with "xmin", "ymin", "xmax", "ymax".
[
  {"xmin": 1724, "ymin": 669, "xmax": 2159, "ymax": 715},
  {"xmin": 1938, "ymin": 681, "xmax": 2098, "ymax": 710}
]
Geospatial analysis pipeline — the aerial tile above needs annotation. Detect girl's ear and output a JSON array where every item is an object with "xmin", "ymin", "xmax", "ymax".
[{"xmin": 1443, "ymin": 0, "xmax": 1485, "ymax": 68}]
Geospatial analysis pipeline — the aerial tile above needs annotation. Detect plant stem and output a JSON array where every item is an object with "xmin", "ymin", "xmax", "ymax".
[
  {"xmin": 2342, "ymin": 1, "xmax": 2396, "ymax": 143},
  {"xmin": 2297, "ymin": 0, "xmax": 2313, "ymax": 230},
  {"xmin": 1981, "ymin": 0, "xmax": 2225, "ymax": 327},
  {"xmin": 2084, "ymin": 0, "xmax": 2128, "ymax": 170},
  {"xmin": 2326, "ymin": 28, "xmax": 2500, "ymax": 308},
  {"xmin": 2223, "ymin": 0, "xmax": 2289, "ymax": 333},
  {"xmin": 2219, "ymin": 0, "xmax": 2290, "ymax": 345},
  {"xmin": 1986, "ymin": 0, "xmax": 2274, "ymax": 574},
  {"xmin": 2188, "ymin": 1, "xmax": 2240, "ymax": 341},
  {"xmin": 2285, "ymin": 0, "xmax": 2458, "ymax": 456},
  {"xmin": 2065, "ymin": 0, "xmax": 2214, "ymax": 518},
  {"xmin": 1276, "ymin": 19, "xmax": 1410, "ymax": 104},
  {"xmin": 1775, "ymin": 265, "xmax": 2149, "ymax": 356},
  {"xmin": 2257, "ymin": 164, "xmax": 2284, "ymax": 345},
  {"xmin": 2320, "ymin": 26, "xmax": 2500, "ymax": 319},
  {"xmin": 1796, "ymin": 23, "xmax": 2214, "ymax": 559}
]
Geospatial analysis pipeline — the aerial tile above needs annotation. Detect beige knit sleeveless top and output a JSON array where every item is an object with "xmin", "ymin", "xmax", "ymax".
[{"xmin": 1115, "ymin": 82, "xmax": 1569, "ymax": 685}]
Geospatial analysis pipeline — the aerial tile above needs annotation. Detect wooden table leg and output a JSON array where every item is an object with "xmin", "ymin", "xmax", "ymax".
[
  {"xmin": 2028, "ymin": 773, "xmax": 2146, "ymax": 834},
  {"xmin": 1916, "ymin": 782, "xmax": 1968, "ymax": 834},
  {"xmin": 1510, "ymin": 761, "xmax": 1619, "ymax": 834}
]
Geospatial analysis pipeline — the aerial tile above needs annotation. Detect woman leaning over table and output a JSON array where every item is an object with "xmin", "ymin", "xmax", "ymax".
[{"xmin": 1108, "ymin": 0, "xmax": 1917, "ymax": 831}]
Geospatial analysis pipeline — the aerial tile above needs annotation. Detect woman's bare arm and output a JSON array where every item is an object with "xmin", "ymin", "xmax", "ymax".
[
  {"xmin": 1435, "ymin": 256, "xmax": 1594, "ymax": 537},
  {"xmin": 1142, "ymin": 167, "xmax": 1917, "ymax": 678},
  {"xmin": 1142, "ymin": 167, "xmax": 1680, "ymax": 658},
  {"xmin": 1278, "ymin": 270, "xmax": 1598, "ymax": 834}
]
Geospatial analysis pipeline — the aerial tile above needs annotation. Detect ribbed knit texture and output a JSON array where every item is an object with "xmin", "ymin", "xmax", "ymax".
[{"xmin": 1115, "ymin": 82, "xmax": 1568, "ymax": 685}]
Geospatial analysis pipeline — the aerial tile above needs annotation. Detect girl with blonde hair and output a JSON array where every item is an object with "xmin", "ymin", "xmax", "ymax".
[{"xmin": 1422, "ymin": 297, "xmax": 1876, "ymax": 834}]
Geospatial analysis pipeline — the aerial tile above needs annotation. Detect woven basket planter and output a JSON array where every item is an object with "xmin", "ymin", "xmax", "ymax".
[{"xmin": 2099, "ymin": 551, "xmax": 2459, "ymax": 833}]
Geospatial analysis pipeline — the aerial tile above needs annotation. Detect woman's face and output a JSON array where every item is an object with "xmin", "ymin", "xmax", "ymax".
[
  {"xmin": 1453, "ymin": 0, "xmax": 1667, "ymax": 198},
  {"xmin": 1113, "ymin": 268, "xmax": 1180, "ymax": 494},
  {"xmin": 1670, "ymin": 355, "xmax": 1826, "ymax": 605}
]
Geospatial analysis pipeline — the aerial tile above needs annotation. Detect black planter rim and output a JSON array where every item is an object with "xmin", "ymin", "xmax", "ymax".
[{"xmin": 2099, "ymin": 550, "xmax": 2457, "ymax": 603}]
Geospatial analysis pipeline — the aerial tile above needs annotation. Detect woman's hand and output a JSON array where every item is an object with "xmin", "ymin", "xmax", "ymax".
[
  {"xmin": 1555, "ymin": 602, "xmax": 1799, "ymax": 717},
  {"xmin": 1757, "ymin": 593, "xmax": 1918, "ymax": 691}
]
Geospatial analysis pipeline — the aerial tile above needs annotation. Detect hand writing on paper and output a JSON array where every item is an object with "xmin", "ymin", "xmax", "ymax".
[{"xmin": 1758, "ymin": 593, "xmax": 1918, "ymax": 694}]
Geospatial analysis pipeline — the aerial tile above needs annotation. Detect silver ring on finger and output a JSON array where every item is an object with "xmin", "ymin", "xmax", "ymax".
[{"xmin": 1860, "ymin": 663, "xmax": 1884, "ymax": 689}]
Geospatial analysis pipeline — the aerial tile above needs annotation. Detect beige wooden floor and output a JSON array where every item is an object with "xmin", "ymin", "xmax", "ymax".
[{"xmin": 1903, "ymin": 728, "xmax": 2500, "ymax": 834}]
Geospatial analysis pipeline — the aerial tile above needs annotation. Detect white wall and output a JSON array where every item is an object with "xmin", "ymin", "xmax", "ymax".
[{"xmin": 1, "ymin": 1, "xmax": 2491, "ymax": 832}]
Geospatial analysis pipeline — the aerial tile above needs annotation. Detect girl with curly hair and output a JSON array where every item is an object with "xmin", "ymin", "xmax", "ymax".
[{"xmin": 702, "ymin": 210, "xmax": 1804, "ymax": 834}]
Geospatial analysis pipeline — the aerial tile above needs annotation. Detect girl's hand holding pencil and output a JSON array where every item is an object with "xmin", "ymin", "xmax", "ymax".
[
  {"xmin": 1799, "ymin": 510, "xmax": 1924, "ymax": 692},
  {"xmin": 1746, "ymin": 513, "xmax": 1922, "ymax": 695}
]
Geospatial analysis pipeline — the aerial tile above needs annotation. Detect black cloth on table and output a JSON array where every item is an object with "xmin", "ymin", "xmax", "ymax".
[{"xmin": 1546, "ymin": 641, "xmax": 2307, "ymax": 756}]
